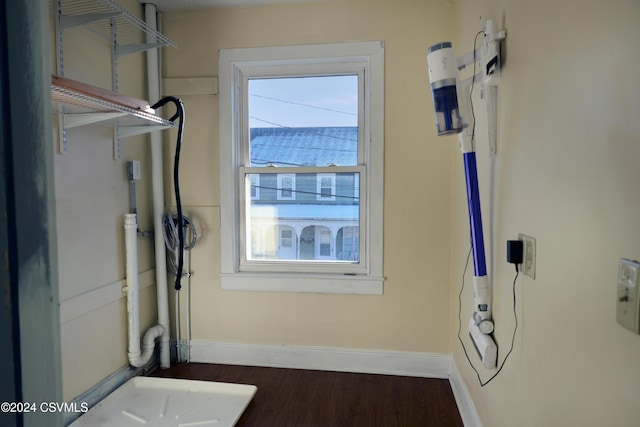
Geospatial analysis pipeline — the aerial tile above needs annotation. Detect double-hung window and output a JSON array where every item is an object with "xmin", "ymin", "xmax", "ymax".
[{"xmin": 219, "ymin": 41, "xmax": 384, "ymax": 294}]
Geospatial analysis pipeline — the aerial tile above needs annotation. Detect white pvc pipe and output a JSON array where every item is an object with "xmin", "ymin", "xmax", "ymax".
[
  {"xmin": 125, "ymin": 214, "xmax": 142, "ymax": 364},
  {"xmin": 175, "ymin": 288, "xmax": 180, "ymax": 362},
  {"xmin": 175, "ymin": 246, "xmax": 191, "ymax": 362},
  {"xmin": 125, "ymin": 214, "xmax": 165, "ymax": 367},
  {"xmin": 184, "ymin": 248, "xmax": 191, "ymax": 363},
  {"xmin": 145, "ymin": 2, "xmax": 171, "ymax": 369}
]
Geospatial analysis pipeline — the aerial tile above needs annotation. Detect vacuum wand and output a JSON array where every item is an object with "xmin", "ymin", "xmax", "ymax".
[{"xmin": 462, "ymin": 149, "xmax": 497, "ymax": 370}]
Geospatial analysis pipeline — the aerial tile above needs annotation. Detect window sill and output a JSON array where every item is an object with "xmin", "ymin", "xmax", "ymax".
[{"xmin": 220, "ymin": 273, "xmax": 384, "ymax": 295}]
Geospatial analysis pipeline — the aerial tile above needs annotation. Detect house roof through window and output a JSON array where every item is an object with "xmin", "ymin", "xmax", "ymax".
[{"xmin": 250, "ymin": 127, "xmax": 358, "ymax": 167}]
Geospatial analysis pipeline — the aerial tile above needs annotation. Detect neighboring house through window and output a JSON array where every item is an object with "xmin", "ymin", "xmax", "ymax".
[{"xmin": 219, "ymin": 41, "xmax": 384, "ymax": 294}]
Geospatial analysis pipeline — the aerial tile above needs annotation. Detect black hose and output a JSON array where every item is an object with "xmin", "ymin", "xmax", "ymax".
[{"xmin": 151, "ymin": 96, "xmax": 185, "ymax": 291}]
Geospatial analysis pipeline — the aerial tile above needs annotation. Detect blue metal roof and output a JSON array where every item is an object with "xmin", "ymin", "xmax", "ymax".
[{"xmin": 250, "ymin": 127, "xmax": 358, "ymax": 167}]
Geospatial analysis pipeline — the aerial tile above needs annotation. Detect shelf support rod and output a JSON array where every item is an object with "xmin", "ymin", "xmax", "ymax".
[
  {"xmin": 60, "ymin": 11, "xmax": 121, "ymax": 30},
  {"xmin": 116, "ymin": 42, "xmax": 168, "ymax": 58},
  {"xmin": 117, "ymin": 125, "xmax": 173, "ymax": 139},
  {"xmin": 64, "ymin": 112, "xmax": 127, "ymax": 129}
]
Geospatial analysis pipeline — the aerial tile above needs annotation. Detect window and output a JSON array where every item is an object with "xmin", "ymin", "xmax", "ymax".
[
  {"xmin": 219, "ymin": 42, "xmax": 384, "ymax": 294},
  {"xmin": 277, "ymin": 174, "xmax": 296, "ymax": 200},
  {"xmin": 316, "ymin": 173, "xmax": 336, "ymax": 201},
  {"xmin": 249, "ymin": 174, "xmax": 260, "ymax": 200}
]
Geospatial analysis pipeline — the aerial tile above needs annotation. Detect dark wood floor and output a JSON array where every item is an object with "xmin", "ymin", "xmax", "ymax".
[{"xmin": 151, "ymin": 362, "xmax": 464, "ymax": 427}]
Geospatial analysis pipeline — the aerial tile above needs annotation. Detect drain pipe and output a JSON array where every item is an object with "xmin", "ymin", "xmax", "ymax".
[
  {"xmin": 125, "ymin": 214, "xmax": 164, "ymax": 367},
  {"xmin": 144, "ymin": 2, "xmax": 170, "ymax": 369}
]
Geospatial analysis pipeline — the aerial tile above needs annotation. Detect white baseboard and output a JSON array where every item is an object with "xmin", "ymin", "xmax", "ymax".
[
  {"xmin": 449, "ymin": 359, "xmax": 483, "ymax": 427},
  {"xmin": 190, "ymin": 340, "xmax": 451, "ymax": 378}
]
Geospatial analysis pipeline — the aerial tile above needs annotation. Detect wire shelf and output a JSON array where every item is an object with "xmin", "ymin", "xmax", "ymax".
[
  {"xmin": 52, "ymin": 76, "xmax": 175, "ymax": 160},
  {"xmin": 52, "ymin": 0, "xmax": 177, "ymax": 51},
  {"xmin": 52, "ymin": 84, "xmax": 174, "ymax": 128}
]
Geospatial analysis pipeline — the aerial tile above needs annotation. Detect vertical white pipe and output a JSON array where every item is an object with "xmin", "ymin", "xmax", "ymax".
[
  {"xmin": 145, "ymin": 3, "xmax": 170, "ymax": 369},
  {"xmin": 184, "ymin": 248, "xmax": 191, "ymax": 363},
  {"xmin": 175, "ymin": 287, "xmax": 180, "ymax": 362},
  {"xmin": 124, "ymin": 214, "xmax": 141, "ymax": 363},
  {"xmin": 125, "ymin": 213, "xmax": 164, "ymax": 368}
]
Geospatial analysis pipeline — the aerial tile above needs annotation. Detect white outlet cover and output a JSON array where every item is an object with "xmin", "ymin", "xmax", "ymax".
[{"xmin": 518, "ymin": 233, "xmax": 536, "ymax": 279}]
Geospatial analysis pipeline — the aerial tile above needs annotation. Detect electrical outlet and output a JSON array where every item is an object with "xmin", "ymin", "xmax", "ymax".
[
  {"xmin": 126, "ymin": 160, "xmax": 142, "ymax": 181},
  {"xmin": 518, "ymin": 234, "xmax": 536, "ymax": 279}
]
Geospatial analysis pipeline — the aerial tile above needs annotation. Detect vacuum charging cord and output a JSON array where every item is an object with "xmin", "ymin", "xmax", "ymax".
[{"xmin": 459, "ymin": 245, "xmax": 520, "ymax": 387}]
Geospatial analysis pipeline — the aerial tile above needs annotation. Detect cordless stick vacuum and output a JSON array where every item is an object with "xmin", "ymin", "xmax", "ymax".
[{"xmin": 427, "ymin": 21, "xmax": 505, "ymax": 370}]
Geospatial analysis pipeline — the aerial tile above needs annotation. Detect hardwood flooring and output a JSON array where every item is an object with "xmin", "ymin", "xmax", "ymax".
[{"xmin": 151, "ymin": 363, "xmax": 464, "ymax": 427}]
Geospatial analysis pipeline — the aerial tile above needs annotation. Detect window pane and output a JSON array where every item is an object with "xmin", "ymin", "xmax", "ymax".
[
  {"xmin": 336, "ymin": 226, "xmax": 359, "ymax": 261},
  {"xmin": 248, "ymin": 75, "xmax": 358, "ymax": 167},
  {"xmin": 277, "ymin": 174, "xmax": 295, "ymax": 200},
  {"xmin": 245, "ymin": 172, "xmax": 360, "ymax": 262},
  {"xmin": 317, "ymin": 173, "xmax": 336, "ymax": 200},
  {"xmin": 249, "ymin": 174, "xmax": 259, "ymax": 199}
]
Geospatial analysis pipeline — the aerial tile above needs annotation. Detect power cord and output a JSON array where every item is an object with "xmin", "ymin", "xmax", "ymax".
[
  {"xmin": 469, "ymin": 30, "xmax": 484, "ymax": 152},
  {"xmin": 458, "ymin": 245, "xmax": 520, "ymax": 386}
]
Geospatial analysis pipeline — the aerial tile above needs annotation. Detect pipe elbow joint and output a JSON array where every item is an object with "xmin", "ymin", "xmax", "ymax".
[{"xmin": 142, "ymin": 325, "xmax": 164, "ymax": 349}]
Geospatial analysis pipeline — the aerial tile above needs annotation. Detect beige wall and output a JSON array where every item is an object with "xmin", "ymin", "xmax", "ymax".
[
  {"xmin": 51, "ymin": 0, "xmax": 158, "ymax": 400},
  {"xmin": 451, "ymin": 0, "xmax": 640, "ymax": 425},
  {"xmin": 162, "ymin": 0, "xmax": 456, "ymax": 353}
]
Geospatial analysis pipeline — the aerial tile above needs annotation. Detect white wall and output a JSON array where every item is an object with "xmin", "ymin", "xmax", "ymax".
[{"xmin": 451, "ymin": 0, "xmax": 640, "ymax": 425}]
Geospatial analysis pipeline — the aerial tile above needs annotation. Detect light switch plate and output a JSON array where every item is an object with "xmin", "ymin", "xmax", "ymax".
[{"xmin": 616, "ymin": 258, "xmax": 640, "ymax": 333}]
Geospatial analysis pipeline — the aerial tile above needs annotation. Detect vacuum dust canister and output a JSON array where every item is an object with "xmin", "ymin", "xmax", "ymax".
[{"xmin": 427, "ymin": 42, "xmax": 463, "ymax": 136}]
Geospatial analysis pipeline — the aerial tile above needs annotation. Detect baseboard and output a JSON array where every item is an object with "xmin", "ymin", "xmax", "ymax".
[
  {"xmin": 449, "ymin": 359, "xmax": 483, "ymax": 427},
  {"xmin": 189, "ymin": 340, "xmax": 450, "ymax": 379}
]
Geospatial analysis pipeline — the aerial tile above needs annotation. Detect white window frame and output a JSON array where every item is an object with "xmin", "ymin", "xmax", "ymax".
[{"xmin": 219, "ymin": 41, "xmax": 384, "ymax": 295}]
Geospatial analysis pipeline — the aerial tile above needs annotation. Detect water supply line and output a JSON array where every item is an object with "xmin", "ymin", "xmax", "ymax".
[{"xmin": 163, "ymin": 213, "xmax": 198, "ymax": 362}]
